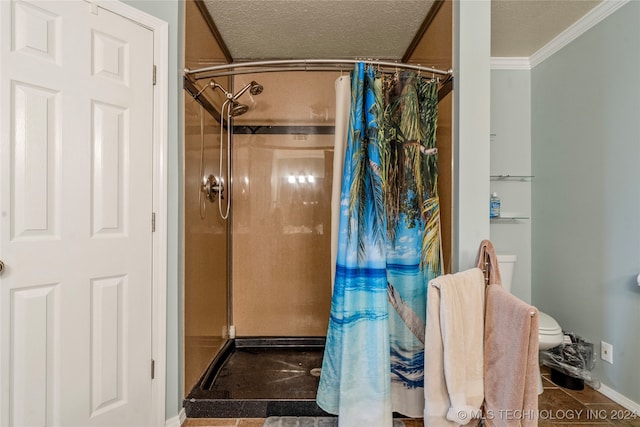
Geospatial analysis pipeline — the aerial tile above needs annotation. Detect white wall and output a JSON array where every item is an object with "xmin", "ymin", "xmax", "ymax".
[
  {"xmin": 453, "ymin": 0, "xmax": 491, "ymax": 270},
  {"xmin": 489, "ymin": 69, "xmax": 532, "ymax": 302}
]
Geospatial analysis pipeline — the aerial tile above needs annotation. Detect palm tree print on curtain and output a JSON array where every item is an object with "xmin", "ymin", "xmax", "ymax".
[
  {"xmin": 384, "ymin": 69, "xmax": 441, "ymax": 417},
  {"xmin": 317, "ymin": 63, "xmax": 441, "ymax": 425}
]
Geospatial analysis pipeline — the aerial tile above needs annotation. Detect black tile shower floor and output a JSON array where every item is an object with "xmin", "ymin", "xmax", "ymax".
[
  {"xmin": 208, "ymin": 346, "xmax": 323, "ymax": 399},
  {"xmin": 184, "ymin": 337, "xmax": 331, "ymax": 418}
]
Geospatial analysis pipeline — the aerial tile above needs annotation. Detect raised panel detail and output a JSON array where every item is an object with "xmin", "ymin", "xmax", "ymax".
[
  {"xmin": 12, "ymin": 0, "xmax": 60, "ymax": 63},
  {"xmin": 11, "ymin": 81, "xmax": 59, "ymax": 240},
  {"xmin": 90, "ymin": 275, "xmax": 127, "ymax": 414},
  {"xmin": 91, "ymin": 101, "xmax": 128, "ymax": 237},
  {"xmin": 92, "ymin": 30, "xmax": 129, "ymax": 85},
  {"xmin": 11, "ymin": 284, "xmax": 59, "ymax": 427}
]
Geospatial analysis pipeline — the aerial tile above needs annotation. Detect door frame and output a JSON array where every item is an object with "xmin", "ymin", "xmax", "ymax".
[{"xmin": 89, "ymin": 1, "xmax": 168, "ymax": 425}]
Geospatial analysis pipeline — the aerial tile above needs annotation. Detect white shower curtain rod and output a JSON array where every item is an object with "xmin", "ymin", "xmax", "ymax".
[{"xmin": 184, "ymin": 59, "xmax": 453, "ymax": 80}]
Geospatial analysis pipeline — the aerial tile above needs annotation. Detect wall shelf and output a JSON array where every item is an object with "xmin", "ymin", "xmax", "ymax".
[
  {"xmin": 490, "ymin": 216, "xmax": 530, "ymax": 222},
  {"xmin": 490, "ymin": 174, "xmax": 534, "ymax": 181}
]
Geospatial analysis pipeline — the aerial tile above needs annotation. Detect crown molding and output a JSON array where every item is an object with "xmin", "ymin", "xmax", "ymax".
[
  {"xmin": 490, "ymin": 57, "xmax": 531, "ymax": 70},
  {"xmin": 529, "ymin": 0, "xmax": 630, "ymax": 67}
]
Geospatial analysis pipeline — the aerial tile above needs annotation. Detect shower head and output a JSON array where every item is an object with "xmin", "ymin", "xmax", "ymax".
[
  {"xmin": 249, "ymin": 81, "xmax": 264, "ymax": 96},
  {"xmin": 208, "ymin": 80, "xmax": 261, "ymax": 116},
  {"xmin": 229, "ymin": 102, "xmax": 249, "ymax": 117},
  {"xmin": 232, "ymin": 81, "xmax": 263, "ymax": 101}
]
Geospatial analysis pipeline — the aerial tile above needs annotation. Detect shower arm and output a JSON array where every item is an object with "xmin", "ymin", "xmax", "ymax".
[{"xmin": 210, "ymin": 82, "xmax": 233, "ymax": 99}]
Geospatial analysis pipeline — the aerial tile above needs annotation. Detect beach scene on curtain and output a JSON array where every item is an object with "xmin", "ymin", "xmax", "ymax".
[{"xmin": 317, "ymin": 62, "xmax": 442, "ymax": 426}]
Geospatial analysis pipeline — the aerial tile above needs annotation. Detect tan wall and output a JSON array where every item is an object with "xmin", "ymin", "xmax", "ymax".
[
  {"xmin": 436, "ymin": 92, "xmax": 453, "ymax": 274},
  {"xmin": 183, "ymin": 95, "xmax": 230, "ymax": 393},
  {"xmin": 184, "ymin": 97, "xmax": 229, "ymax": 337},
  {"xmin": 406, "ymin": 0, "xmax": 453, "ymax": 72},
  {"xmin": 233, "ymin": 72, "xmax": 340, "ymax": 126},
  {"xmin": 183, "ymin": 0, "xmax": 230, "ymax": 395},
  {"xmin": 231, "ymin": 134, "xmax": 334, "ymax": 336},
  {"xmin": 231, "ymin": 72, "xmax": 337, "ymax": 336},
  {"xmin": 407, "ymin": 0, "xmax": 454, "ymax": 273},
  {"xmin": 184, "ymin": 0, "xmax": 228, "ymax": 70}
]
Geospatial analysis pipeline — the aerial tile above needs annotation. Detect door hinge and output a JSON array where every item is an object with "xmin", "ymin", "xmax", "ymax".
[
  {"xmin": 153, "ymin": 65, "xmax": 157, "ymax": 86},
  {"xmin": 152, "ymin": 212, "xmax": 156, "ymax": 232},
  {"xmin": 151, "ymin": 359, "xmax": 155, "ymax": 379}
]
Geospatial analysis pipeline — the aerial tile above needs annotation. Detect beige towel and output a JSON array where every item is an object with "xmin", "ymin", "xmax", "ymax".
[
  {"xmin": 484, "ymin": 284, "xmax": 539, "ymax": 427},
  {"xmin": 475, "ymin": 240, "xmax": 502, "ymax": 286},
  {"xmin": 424, "ymin": 268, "xmax": 485, "ymax": 427}
]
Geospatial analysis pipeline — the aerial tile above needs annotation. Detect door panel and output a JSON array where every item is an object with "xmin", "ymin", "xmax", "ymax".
[
  {"xmin": 0, "ymin": 1, "xmax": 155, "ymax": 426},
  {"xmin": 10, "ymin": 284, "xmax": 59, "ymax": 427},
  {"xmin": 11, "ymin": 81, "xmax": 60, "ymax": 240}
]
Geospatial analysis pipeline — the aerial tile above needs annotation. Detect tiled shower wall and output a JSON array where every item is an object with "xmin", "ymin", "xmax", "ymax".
[
  {"xmin": 230, "ymin": 72, "xmax": 338, "ymax": 336},
  {"xmin": 184, "ymin": 95, "xmax": 230, "ymax": 393}
]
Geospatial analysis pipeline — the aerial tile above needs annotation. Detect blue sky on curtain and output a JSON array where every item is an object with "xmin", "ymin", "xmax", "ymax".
[{"xmin": 317, "ymin": 62, "xmax": 442, "ymax": 425}]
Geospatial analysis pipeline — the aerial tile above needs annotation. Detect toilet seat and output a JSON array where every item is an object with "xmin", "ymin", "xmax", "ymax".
[{"xmin": 538, "ymin": 311, "xmax": 562, "ymax": 336}]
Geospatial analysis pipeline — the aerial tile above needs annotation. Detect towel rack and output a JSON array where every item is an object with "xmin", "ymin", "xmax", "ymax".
[
  {"xmin": 476, "ymin": 240, "xmax": 536, "ymax": 317},
  {"xmin": 482, "ymin": 250, "xmax": 490, "ymax": 286},
  {"xmin": 475, "ymin": 240, "xmax": 501, "ymax": 287}
]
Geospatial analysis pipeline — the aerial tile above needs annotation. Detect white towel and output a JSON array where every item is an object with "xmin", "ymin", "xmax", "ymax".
[{"xmin": 424, "ymin": 268, "xmax": 485, "ymax": 427}]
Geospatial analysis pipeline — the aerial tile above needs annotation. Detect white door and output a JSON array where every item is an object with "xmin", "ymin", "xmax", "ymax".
[{"xmin": 0, "ymin": 1, "xmax": 155, "ymax": 426}]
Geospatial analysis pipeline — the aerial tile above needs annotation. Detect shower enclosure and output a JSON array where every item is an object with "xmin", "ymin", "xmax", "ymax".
[
  {"xmin": 183, "ymin": 72, "xmax": 338, "ymax": 418},
  {"xmin": 181, "ymin": 0, "xmax": 454, "ymax": 418}
]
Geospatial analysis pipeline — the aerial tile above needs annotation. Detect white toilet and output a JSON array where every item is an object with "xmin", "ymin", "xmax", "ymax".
[{"xmin": 497, "ymin": 254, "xmax": 563, "ymax": 393}]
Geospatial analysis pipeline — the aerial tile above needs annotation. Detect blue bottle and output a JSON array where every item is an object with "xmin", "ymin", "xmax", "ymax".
[{"xmin": 490, "ymin": 192, "xmax": 501, "ymax": 218}]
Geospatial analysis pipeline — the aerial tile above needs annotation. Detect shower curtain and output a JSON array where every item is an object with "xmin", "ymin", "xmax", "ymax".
[
  {"xmin": 317, "ymin": 63, "xmax": 441, "ymax": 426},
  {"xmin": 331, "ymin": 75, "xmax": 351, "ymax": 291}
]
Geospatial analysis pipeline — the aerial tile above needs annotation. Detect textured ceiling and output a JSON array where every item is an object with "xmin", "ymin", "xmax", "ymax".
[
  {"xmin": 492, "ymin": 0, "xmax": 601, "ymax": 57},
  {"xmin": 201, "ymin": 0, "xmax": 436, "ymax": 60},
  {"xmin": 200, "ymin": 0, "xmax": 602, "ymax": 60}
]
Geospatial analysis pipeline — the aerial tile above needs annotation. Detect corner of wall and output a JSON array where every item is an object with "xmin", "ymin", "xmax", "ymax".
[{"xmin": 453, "ymin": 0, "xmax": 491, "ymax": 270}]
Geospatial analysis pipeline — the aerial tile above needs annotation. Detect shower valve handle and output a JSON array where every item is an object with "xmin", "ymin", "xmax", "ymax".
[{"xmin": 201, "ymin": 175, "xmax": 224, "ymax": 202}]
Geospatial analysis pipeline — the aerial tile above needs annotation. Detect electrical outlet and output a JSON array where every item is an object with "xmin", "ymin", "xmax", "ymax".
[{"xmin": 601, "ymin": 341, "xmax": 613, "ymax": 364}]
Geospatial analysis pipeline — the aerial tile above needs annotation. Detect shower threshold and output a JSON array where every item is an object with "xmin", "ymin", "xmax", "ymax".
[{"xmin": 184, "ymin": 336, "xmax": 331, "ymax": 418}]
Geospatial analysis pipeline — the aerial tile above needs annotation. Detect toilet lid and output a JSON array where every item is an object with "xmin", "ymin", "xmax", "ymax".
[{"xmin": 538, "ymin": 311, "xmax": 562, "ymax": 335}]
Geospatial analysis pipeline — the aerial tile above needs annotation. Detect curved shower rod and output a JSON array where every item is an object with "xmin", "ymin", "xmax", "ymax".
[{"xmin": 184, "ymin": 59, "xmax": 453, "ymax": 80}]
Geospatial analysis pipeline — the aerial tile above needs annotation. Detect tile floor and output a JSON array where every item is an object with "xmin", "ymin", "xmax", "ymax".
[
  {"xmin": 535, "ymin": 366, "xmax": 640, "ymax": 427},
  {"xmin": 182, "ymin": 367, "xmax": 640, "ymax": 427}
]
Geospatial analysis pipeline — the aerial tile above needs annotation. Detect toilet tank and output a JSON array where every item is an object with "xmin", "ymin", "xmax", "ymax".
[{"xmin": 497, "ymin": 254, "xmax": 517, "ymax": 293}]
